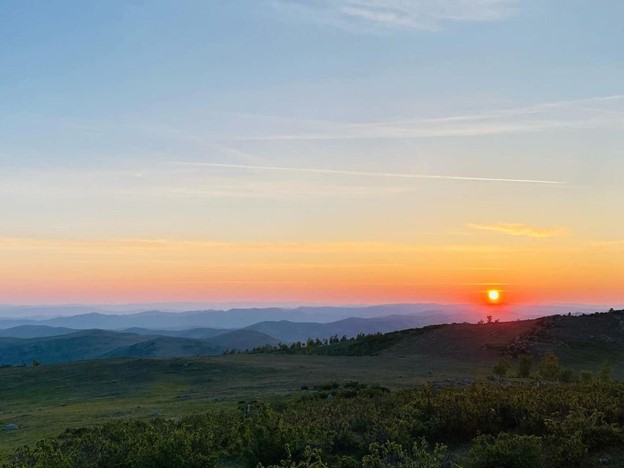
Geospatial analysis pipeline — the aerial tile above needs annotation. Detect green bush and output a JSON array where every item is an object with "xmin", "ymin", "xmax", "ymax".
[
  {"xmin": 579, "ymin": 371, "xmax": 593, "ymax": 384},
  {"xmin": 267, "ymin": 446, "xmax": 329, "ymax": 468},
  {"xmin": 557, "ymin": 367, "xmax": 575, "ymax": 383},
  {"xmin": 8, "ymin": 381, "xmax": 624, "ymax": 467},
  {"xmin": 546, "ymin": 409, "xmax": 624, "ymax": 466},
  {"xmin": 516, "ymin": 355, "xmax": 532, "ymax": 378},
  {"xmin": 493, "ymin": 357, "xmax": 512, "ymax": 377},
  {"xmin": 598, "ymin": 361, "xmax": 612, "ymax": 382},
  {"xmin": 361, "ymin": 439, "xmax": 447, "ymax": 468},
  {"xmin": 466, "ymin": 433, "xmax": 545, "ymax": 468},
  {"xmin": 538, "ymin": 353, "xmax": 560, "ymax": 380}
]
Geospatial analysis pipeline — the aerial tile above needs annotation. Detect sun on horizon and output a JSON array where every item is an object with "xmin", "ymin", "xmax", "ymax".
[{"xmin": 487, "ymin": 289, "xmax": 501, "ymax": 304}]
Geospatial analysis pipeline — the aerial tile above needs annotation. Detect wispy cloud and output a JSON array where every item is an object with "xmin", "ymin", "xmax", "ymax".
[
  {"xmin": 235, "ymin": 95, "xmax": 624, "ymax": 141},
  {"xmin": 588, "ymin": 239, "xmax": 624, "ymax": 247},
  {"xmin": 467, "ymin": 223, "xmax": 567, "ymax": 238},
  {"xmin": 0, "ymin": 237, "xmax": 513, "ymax": 254},
  {"xmin": 172, "ymin": 162, "xmax": 565, "ymax": 185},
  {"xmin": 272, "ymin": 0, "xmax": 518, "ymax": 32},
  {"xmin": 0, "ymin": 166, "xmax": 421, "ymax": 201}
]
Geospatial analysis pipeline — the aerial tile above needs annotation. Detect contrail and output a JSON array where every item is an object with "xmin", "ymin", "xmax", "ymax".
[{"xmin": 172, "ymin": 162, "xmax": 565, "ymax": 185}]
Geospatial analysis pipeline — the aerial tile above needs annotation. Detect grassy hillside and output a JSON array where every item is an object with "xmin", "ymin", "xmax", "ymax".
[
  {"xmin": 0, "ymin": 352, "xmax": 478, "ymax": 459},
  {"xmin": 250, "ymin": 319, "xmax": 538, "ymax": 359},
  {"xmin": 510, "ymin": 311, "xmax": 624, "ymax": 368},
  {"xmin": 8, "ymin": 381, "xmax": 624, "ymax": 467},
  {"xmin": 1, "ymin": 310, "xmax": 622, "ymax": 462},
  {"xmin": 257, "ymin": 310, "xmax": 624, "ymax": 372}
]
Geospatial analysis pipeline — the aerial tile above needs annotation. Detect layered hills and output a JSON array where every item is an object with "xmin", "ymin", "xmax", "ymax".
[{"xmin": 0, "ymin": 307, "xmax": 621, "ymax": 367}]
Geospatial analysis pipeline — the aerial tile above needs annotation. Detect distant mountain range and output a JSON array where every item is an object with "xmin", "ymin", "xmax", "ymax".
[
  {"xmin": 0, "ymin": 310, "xmax": 472, "ymax": 365},
  {"xmin": 0, "ymin": 325, "xmax": 77, "ymax": 339},
  {"xmin": 243, "ymin": 314, "xmax": 449, "ymax": 342},
  {"xmin": 0, "ymin": 303, "xmax": 617, "ymax": 366},
  {"xmin": 0, "ymin": 303, "xmax": 614, "ymax": 330},
  {"xmin": 0, "ymin": 328, "xmax": 282, "ymax": 365},
  {"xmin": 0, "ymin": 304, "xmax": 473, "ymax": 329}
]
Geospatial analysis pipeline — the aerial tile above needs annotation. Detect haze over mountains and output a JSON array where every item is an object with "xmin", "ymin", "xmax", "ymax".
[
  {"xmin": 0, "ymin": 303, "xmax": 612, "ymax": 329},
  {"xmin": 0, "ymin": 303, "xmax": 618, "ymax": 366}
]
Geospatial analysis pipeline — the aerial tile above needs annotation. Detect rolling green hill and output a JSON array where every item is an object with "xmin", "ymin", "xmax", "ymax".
[
  {"xmin": 254, "ymin": 309, "xmax": 624, "ymax": 372},
  {"xmin": 0, "ymin": 330, "xmax": 150, "ymax": 364},
  {"xmin": 0, "ymin": 330, "xmax": 228, "ymax": 365},
  {"xmin": 0, "ymin": 328, "xmax": 280, "ymax": 365},
  {"xmin": 1, "ymin": 310, "xmax": 622, "ymax": 462}
]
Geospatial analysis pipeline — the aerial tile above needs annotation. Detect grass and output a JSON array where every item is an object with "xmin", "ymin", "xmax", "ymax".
[
  {"xmin": 0, "ymin": 352, "xmax": 486, "ymax": 459},
  {"xmin": 2, "ymin": 312, "xmax": 622, "ymax": 461}
]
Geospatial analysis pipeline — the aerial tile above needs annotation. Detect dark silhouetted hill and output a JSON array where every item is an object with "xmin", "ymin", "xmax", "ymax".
[
  {"xmin": 244, "ymin": 314, "xmax": 445, "ymax": 342},
  {"xmin": 103, "ymin": 337, "xmax": 223, "ymax": 358},
  {"xmin": 0, "ymin": 330, "xmax": 226, "ymax": 364},
  {"xmin": 260, "ymin": 309, "xmax": 624, "ymax": 368},
  {"xmin": 209, "ymin": 329, "xmax": 279, "ymax": 350},
  {"xmin": 122, "ymin": 327, "xmax": 229, "ymax": 339}
]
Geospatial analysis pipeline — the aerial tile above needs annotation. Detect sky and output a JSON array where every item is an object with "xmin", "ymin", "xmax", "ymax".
[{"xmin": 1, "ymin": 0, "xmax": 623, "ymax": 306}]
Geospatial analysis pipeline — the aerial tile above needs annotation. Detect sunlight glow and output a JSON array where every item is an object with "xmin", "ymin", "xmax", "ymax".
[{"xmin": 487, "ymin": 289, "xmax": 501, "ymax": 303}]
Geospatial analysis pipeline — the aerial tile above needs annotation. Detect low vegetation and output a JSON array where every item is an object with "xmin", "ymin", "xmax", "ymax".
[
  {"xmin": 2, "ymin": 311, "xmax": 623, "ymax": 466},
  {"xmin": 7, "ymin": 379, "xmax": 624, "ymax": 467}
]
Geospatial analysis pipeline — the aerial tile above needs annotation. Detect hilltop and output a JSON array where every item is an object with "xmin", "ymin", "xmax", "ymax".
[
  {"xmin": 256, "ymin": 309, "xmax": 624, "ymax": 370},
  {"xmin": 1, "ymin": 308, "xmax": 622, "ymax": 367}
]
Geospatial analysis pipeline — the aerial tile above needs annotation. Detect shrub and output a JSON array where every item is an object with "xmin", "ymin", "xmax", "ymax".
[
  {"xmin": 579, "ymin": 371, "xmax": 593, "ymax": 384},
  {"xmin": 546, "ymin": 409, "xmax": 624, "ymax": 466},
  {"xmin": 362, "ymin": 439, "xmax": 447, "ymax": 468},
  {"xmin": 466, "ymin": 433, "xmax": 545, "ymax": 468},
  {"xmin": 493, "ymin": 357, "xmax": 512, "ymax": 377},
  {"xmin": 268, "ymin": 446, "xmax": 329, "ymax": 468},
  {"xmin": 597, "ymin": 361, "xmax": 612, "ymax": 382},
  {"xmin": 9, "ymin": 380, "xmax": 624, "ymax": 467},
  {"xmin": 538, "ymin": 353, "xmax": 560, "ymax": 380},
  {"xmin": 546, "ymin": 430, "xmax": 587, "ymax": 466},
  {"xmin": 557, "ymin": 367, "xmax": 575, "ymax": 383},
  {"xmin": 516, "ymin": 355, "xmax": 532, "ymax": 378}
]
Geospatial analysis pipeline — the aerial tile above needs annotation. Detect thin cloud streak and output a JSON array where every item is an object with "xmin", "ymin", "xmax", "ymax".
[
  {"xmin": 272, "ymin": 0, "xmax": 517, "ymax": 32},
  {"xmin": 0, "ymin": 237, "xmax": 514, "ymax": 254},
  {"xmin": 467, "ymin": 223, "xmax": 568, "ymax": 238},
  {"xmin": 234, "ymin": 95, "xmax": 624, "ymax": 141},
  {"xmin": 588, "ymin": 240, "xmax": 624, "ymax": 247},
  {"xmin": 171, "ymin": 162, "xmax": 565, "ymax": 185}
]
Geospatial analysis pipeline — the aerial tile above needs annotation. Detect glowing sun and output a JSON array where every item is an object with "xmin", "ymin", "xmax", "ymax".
[{"xmin": 487, "ymin": 289, "xmax": 501, "ymax": 303}]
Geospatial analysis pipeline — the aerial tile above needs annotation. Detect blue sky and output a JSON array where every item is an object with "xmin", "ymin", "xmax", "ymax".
[{"xmin": 1, "ymin": 1, "xmax": 623, "ymax": 304}]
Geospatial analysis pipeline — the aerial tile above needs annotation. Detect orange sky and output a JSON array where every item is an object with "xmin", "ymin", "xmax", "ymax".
[
  {"xmin": 1, "ymin": 237, "xmax": 622, "ymax": 306},
  {"xmin": 2, "ymin": 1, "xmax": 624, "ymax": 309}
]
